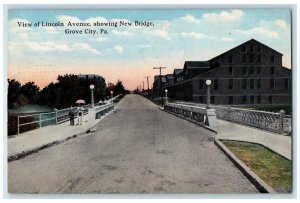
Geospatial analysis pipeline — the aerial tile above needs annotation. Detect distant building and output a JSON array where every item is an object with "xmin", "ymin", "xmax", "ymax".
[
  {"xmin": 78, "ymin": 74, "xmax": 104, "ymax": 82},
  {"xmin": 153, "ymin": 39, "xmax": 291, "ymax": 105}
]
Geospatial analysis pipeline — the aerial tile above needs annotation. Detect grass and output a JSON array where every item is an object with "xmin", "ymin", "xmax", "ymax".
[{"xmin": 222, "ymin": 140, "xmax": 292, "ymax": 193}]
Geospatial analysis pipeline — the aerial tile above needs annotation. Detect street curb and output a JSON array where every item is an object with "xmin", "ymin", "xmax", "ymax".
[
  {"xmin": 160, "ymin": 108, "xmax": 217, "ymax": 134},
  {"xmin": 214, "ymin": 139, "xmax": 276, "ymax": 193},
  {"xmin": 8, "ymin": 110, "xmax": 115, "ymax": 162}
]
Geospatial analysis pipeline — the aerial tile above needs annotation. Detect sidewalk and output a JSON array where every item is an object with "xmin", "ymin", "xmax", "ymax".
[
  {"xmin": 211, "ymin": 119, "xmax": 292, "ymax": 160},
  {"xmin": 8, "ymin": 110, "xmax": 114, "ymax": 160}
]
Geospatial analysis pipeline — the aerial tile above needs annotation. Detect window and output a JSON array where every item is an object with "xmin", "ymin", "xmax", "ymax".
[
  {"xmin": 270, "ymin": 67, "xmax": 275, "ymax": 75},
  {"xmin": 242, "ymin": 79, "xmax": 247, "ymax": 89},
  {"xmin": 242, "ymin": 96, "xmax": 247, "ymax": 104},
  {"xmin": 250, "ymin": 96, "xmax": 254, "ymax": 104},
  {"xmin": 199, "ymin": 96, "xmax": 203, "ymax": 103},
  {"xmin": 242, "ymin": 46, "xmax": 247, "ymax": 53},
  {"xmin": 257, "ymin": 95, "xmax": 261, "ymax": 104},
  {"xmin": 228, "ymin": 56, "xmax": 232, "ymax": 64},
  {"xmin": 214, "ymin": 79, "xmax": 219, "ymax": 91},
  {"xmin": 211, "ymin": 96, "xmax": 215, "ymax": 104},
  {"xmin": 250, "ymin": 66, "xmax": 254, "ymax": 75},
  {"xmin": 257, "ymin": 45, "xmax": 261, "ymax": 52},
  {"xmin": 284, "ymin": 78, "xmax": 289, "ymax": 89},
  {"xmin": 229, "ymin": 79, "xmax": 233, "ymax": 89},
  {"xmin": 270, "ymin": 79, "xmax": 275, "ymax": 88},
  {"xmin": 242, "ymin": 67, "xmax": 248, "ymax": 75},
  {"xmin": 257, "ymin": 54, "xmax": 261, "ymax": 63},
  {"xmin": 256, "ymin": 66, "xmax": 261, "ymax": 75},
  {"xmin": 250, "ymin": 79, "xmax": 254, "ymax": 89},
  {"xmin": 257, "ymin": 79, "xmax": 261, "ymax": 89},
  {"xmin": 270, "ymin": 55, "xmax": 275, "ymax": 63},
  {"xmin": 242, "ymin": 54, "xmax": 246, "ymax": 63},
  {"xmin": 249, "ymin": 54, "xmax": 254, "ymax": 63},
  {"xmin": 229, "ymin": 96, "xmax": 233, "ymax": 104},
  {"xmin": 250, "ymin": 45, "xmax": 254, "ymax": 52},
  {"xmin": 199, "ymin": 79, "xmax": 203, "ymax": 89},
  {"xmin": 268, "ymin": 96, "xmax": 273, "ymax": 104},
  {"xmin": 228, "ymin": 67, "xmax": 233, "ymax": 75}
]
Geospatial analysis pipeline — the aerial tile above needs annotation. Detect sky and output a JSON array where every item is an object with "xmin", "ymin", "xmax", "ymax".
[{"xmin": 7, "ymin": 9, "xmax": 292, "ymax": 90}]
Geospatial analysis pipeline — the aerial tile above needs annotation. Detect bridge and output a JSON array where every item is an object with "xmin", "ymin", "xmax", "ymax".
[{"xmin": 8, "ymin": 94, "xmax": 291, "ymax": 193}]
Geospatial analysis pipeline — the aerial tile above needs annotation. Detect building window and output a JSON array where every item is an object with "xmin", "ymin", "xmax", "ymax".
[
  {"xmin": 229, "ymin": 96, "xmax": 233, "ymax": 104},
  {"xmin": 211, "ymin": 96, "xmax": 215, "ymax": 104},
  {"xmin": 257, "ymin": 95, "xmax": 261, "ymax": 104},
  {"xmin": 214, "ymin": 79, "xmax": 219, "ymax": 90},
  {"xmin": 257, "ymin": 79, "xmax": 261, "ymax": 89},
  {"xmin": 229, "ymin": 79, "xmax": 233, "ymax": 89},
  {"xmin": 242, "ymin": 96, "xmax": 247, "ymax": 104},
  {"xmin": 199, "ymin": 96, "xmax": 203, "ymax": 103},
  {"xmin": 199, "ymin": 79, "xmax": 203, "ymax": 89},
  {"xmin": 228, "ymin": 55, "xmax": 233, "ymax": 64},
  {"xmin": 250, "ymin": 45, "xmax": 254, "ymax": 52},
  {"xmin": 257, "ymin": 54, "xmax": 261, "ymax": 63},
  {"xmin": 242, "ymin": 79, "xmax": 247, "ymax": 89},
  {"xmin": 270, "ymin": 79, "xmax": 275, "ymax": 89},
  {"xmin": 242, "ymin": 67, "xmax": 248, "ymax": 75},
  {"xmin": 250, "ymin": 66, "xmax": 254, "ymax": 75},
  {"xmin": 256, "ymin": 66, "xmax": 261, "ymax": 75},
  {"xmin": 242, "ymin": 54, "xmax": 246, "ymax": 63},
  {"xmin": 250, "ymin": 96, "xmax": 254, "ymax": 104},
  {"xmin": 270, "ymin": 55, "xmax": 275, "ymax": 63},
  {"xmin": 270, "ymin": 67, "xmax": 275, "ymax": 75},
  {"xmin": 250, "ymin": 79, "xmax": 254, "ymax": 89},
  {"xmin": 268, "ymin": 96, "xmax": 273, "ymax": 104},
  {"xmin": 284, "ymin": 78, "xmax": 289, "ymax": 89},
  {"xmin": 228, "ymin": 67, "xmax": 233, "ymax": 75},
  {"xmin": 242, "ymin": 46, "xmax": 247, "ymax": 53},
  {"xmin": 249, "ymin": 54, "xmax": 254, "ymax": 63},
  {"xmin": 257, "ymin": 45, "xmax": 261, "ymax": 52}
]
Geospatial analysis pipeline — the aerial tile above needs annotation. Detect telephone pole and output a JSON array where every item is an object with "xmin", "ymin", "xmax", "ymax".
[
  {"xmin": 153, "ymin": 67, "xmax": 166, "ymax": 106},
  {"xmin": 144, "ymin": 76, "xmax": 151, "ymax": 91}
]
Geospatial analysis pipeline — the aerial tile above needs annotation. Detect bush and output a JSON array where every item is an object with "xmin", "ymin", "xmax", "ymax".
[{"xmin": 8, "ymin": 113, "xmax": 39, "ymax": 136}]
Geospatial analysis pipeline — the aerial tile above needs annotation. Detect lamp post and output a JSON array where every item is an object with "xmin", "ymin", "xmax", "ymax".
[
  {"xmin": 90, "ymin": 84, "xmax": 95, "ymax": 108},
  {"xmin": 206, "ymin": 80, "xmax": 211, "ymax": 109},
  {"xmin": 110, "ymin": 90, "xmax": 113, "ymax": 100},
  {"xmin": 165, "ymin": 89, "xmax": 168, "ymax": 104}
]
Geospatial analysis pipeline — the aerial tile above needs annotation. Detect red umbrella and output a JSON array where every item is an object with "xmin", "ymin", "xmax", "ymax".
[{"xmin": 75, "ymin": 99, "xmax": 85, "ymax": 104}]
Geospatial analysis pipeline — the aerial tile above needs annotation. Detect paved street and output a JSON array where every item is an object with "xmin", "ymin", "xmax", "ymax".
[{"xmin": 8, "ymin": 94, "xmax": 258, "ymax": 194}]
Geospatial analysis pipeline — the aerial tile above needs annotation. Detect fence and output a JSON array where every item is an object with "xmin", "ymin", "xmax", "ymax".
[
  {"xmin": 175, "ymin": 101, "xmax": 289, "ymax": 134},
  {"xmin": 17, "ymin": 95, "xmax": 121, "ymax": 135}
]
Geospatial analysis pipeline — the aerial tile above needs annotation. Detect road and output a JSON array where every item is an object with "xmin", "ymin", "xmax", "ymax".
[{"xmin": 8, "ymin": 94, "xmax": 258, "ymax": 194}]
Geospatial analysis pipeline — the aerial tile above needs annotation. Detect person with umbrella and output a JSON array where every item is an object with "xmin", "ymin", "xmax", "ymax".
[
  {"xmin": 75, "ymin": 99, "xmax": 85, "ymax": 125},
  {"xmin": 68, "ymin": 108, "xmax": 75, "ymax": 126}
]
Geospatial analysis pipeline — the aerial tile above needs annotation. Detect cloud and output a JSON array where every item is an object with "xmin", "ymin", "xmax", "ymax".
[
  {"xmin": 73, "ymin": 43, "xmax": 101, "ymax": 55},
  {"xmin": 25, "ymin": 41, "xmax": 72, "ymax": 52},
  {"xmin": 113, "ymin": 45, "xmax": 124, "ymax": 53},
  {"xmin": 202, "ymin": 9, "xmax": 243, "ymax": 23},
  {"xmin": 149, "ymin": 30, "xmax": 170, "ymax": 40},
  {"xmin": 57, "ymin": 15, "xmax": 82, "ymax": 24},
  {"xmin": 181, "ymin": 32, "xmax": 209, "ymax": 39},
  {"xmin": 222, "ymin": 37, "xmax": 235, "ymax": 42},
  {"xmin": 180, "ymin": 15, "xmax": 201, "ymax": 24},
  {"xmin": 42, "ymin": 26, "xmax": 58, "ymax": 34},
  {"xmin": 274, "ymin": 19, "xmax": 289, "ymax": 30},
  {"xmin": 111, "ymin": 30, "xmax": 134, "ymax": 36},
  {"xmin": 236, "ymin": 27, "xmax": 279, "ymax": 38},
  {"xmin": 139, "ymin": 44, "xmax": 151, "ymax": 48},
  {"xmin": 90, "ymin": 37, "xmax": 108, "ymax": 42}
]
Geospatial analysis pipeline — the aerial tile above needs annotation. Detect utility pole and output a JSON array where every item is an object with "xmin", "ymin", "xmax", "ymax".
[
  {"xmin": 143, "ymin": 81, "xmax": 144, "ymax": 91},
  {"xmin": 144, "ymin": 76, "xmax": 151, "ymax": 91},
  {"xmin": 153, "ymin": 67, "xmax": 166, "ymax": 106}
]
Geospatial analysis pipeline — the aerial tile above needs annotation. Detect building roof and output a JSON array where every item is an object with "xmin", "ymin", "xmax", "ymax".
[
  {"xmin": 78, "ymin": 74, "xmax": 104, "ymax": 80},
  {"xmin": 166, "ymin": 74, "xmax": 174, "ymax": 79},
  {"xmin": 184, "ymin": 61, "xmax": 210, "ymax": 69},
  {"xmin": 173, "ymin": 69, "xmax": 183, "ymax": 75},
  {"xmin": 161, "ymin": 77, "xmax": 167, "ymax": 83}
]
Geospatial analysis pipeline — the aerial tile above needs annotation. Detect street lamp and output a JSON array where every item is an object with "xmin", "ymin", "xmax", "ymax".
[
  {"xmin": 206, "ymin": 80, "xmax": 211, "ymax": 109},
  {"xmin": 110, "ymin": 90, "xmax": 113, "ymax": 100},
  {"xmin": 90, "ymin": 84, "xmax": 95, "ymax": 108},
  {"xmin": 165, "ymin": 89, "xmax": 168, "ymax": 104}
]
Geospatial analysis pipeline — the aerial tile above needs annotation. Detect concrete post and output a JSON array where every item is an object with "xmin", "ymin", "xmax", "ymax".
[
  {"xmin": 88, "ymin": 108, "xmax": 96, "ymax": 122},
  {"xmin": 17, "ymin": 116, "xmax": 20, "ymax": 135},
  {"xmin": 39, "ymin": 114, "xmax": 42, "ymax": 128},
  {"xmin": 279, "ymin": 110, "xmax": 285, "ymax": 134},
  {"xmin": 54, "ymin": 108, "xmax": 58, "ymax": 124}
]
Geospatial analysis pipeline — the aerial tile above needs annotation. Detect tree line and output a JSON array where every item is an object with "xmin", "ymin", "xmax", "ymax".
[{"xmin": 8, "ymin": 74, "xmax": 127, "ymax": 109}]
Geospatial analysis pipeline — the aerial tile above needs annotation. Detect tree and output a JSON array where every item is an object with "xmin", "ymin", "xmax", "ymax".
[
  {"xmin": 20, "ymin": 81, "xmax": 40, "ymax": 104},
  {"xmin": 8, "ymin": 79, "xmax": 21, "ymax": 108},
  {"xmin": 114, "ymin": 80, "xmax": 126, "ymax": 95}
]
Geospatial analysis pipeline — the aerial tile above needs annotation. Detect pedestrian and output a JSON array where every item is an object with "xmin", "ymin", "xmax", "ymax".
[
  {"xmin": 77, "ymin": 104, "xmax": 84, "ymax": 125},
  {"xmin": 69, "ymin": 109, "xmax": 75, "ymax": 126}
]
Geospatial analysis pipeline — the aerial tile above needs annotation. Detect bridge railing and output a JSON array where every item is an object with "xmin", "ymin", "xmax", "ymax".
[
  {"xmin": 175, "ymin": 101, "xmax": 287, "ymax": 134},
  {"xmin": 164, "ymin": 103, "xmax": 209, "ymax": 125},
  {"xmin": 16, "ymin": 96, "xmax": 121, "ymax": 135}
]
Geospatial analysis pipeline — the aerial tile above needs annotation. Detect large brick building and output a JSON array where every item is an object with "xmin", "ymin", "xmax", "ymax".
[{"xmin": 153, "ymin": 39, "xmax": 292, "ymax": 105}]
